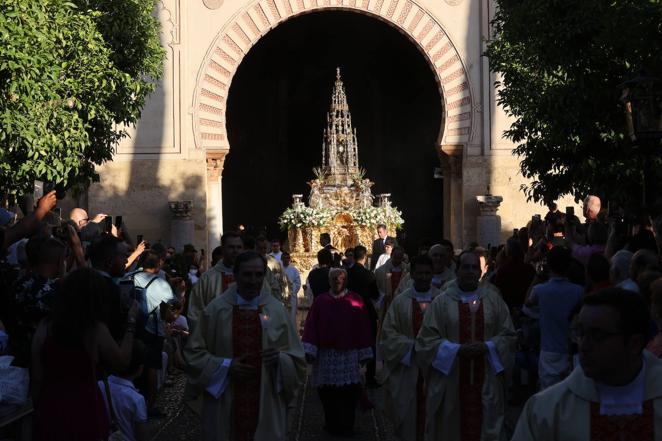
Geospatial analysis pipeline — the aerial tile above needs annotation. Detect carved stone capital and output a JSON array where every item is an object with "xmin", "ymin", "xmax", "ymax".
[
  {"xmin": 437, "ymin": 144, "xmax": 463, "ymax": 179},
  {"xmin": 438, "ymin": 144, "xmax": 463, "ymax": 157},
  {"xmin": 476, "ymin": 194, "xmax": 503, "ymax": 216},
  {"xmin": 168, "ymin": 200, "xmax": 193, "ymax": 219},
  {"xmin": 206, "ymin": 151, "xmax": 228, "ymax": 182}
]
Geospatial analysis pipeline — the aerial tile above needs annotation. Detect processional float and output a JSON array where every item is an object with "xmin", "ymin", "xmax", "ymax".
[{"xmin": 278, "ymin": 68, "xmax": 404, "ymax": 275}]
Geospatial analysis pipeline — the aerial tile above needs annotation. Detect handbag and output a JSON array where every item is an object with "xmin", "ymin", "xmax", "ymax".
[{"xmin": 102, "ymin": 376, "xmax": 128, "ymax": 441}]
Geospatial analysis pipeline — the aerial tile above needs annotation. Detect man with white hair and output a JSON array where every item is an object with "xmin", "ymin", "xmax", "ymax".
[
  {"xmin": 610, "ymin": 250, "xmax": 638, "ymax": 292},
  {"xmin": 583, "ymin": 195, "xmax": 601, "ymax": 221}
]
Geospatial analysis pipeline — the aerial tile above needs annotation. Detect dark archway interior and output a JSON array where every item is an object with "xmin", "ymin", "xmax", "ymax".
[{"xmin": 225, "ymin": 11, "xmax": 443, "ymax": 252}]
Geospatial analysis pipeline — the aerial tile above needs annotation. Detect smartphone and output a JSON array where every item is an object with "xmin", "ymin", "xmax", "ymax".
[
  {"xmin": 566, "ymin": 206, "xmax": 575, "ymax": 217},
  {"xmin": 104, "ymin": 216, "xmax": 113, "ymax": 233},
  {"xmin": 33, "ymin": 180, "xmax": 44, "ymax": 200},
  {"xmin": 137, "ymin": 234, "xmax": 143, "ymax": 245},
  {"xmin": 114, "ymin": 215, "xmax": 123, "ymax": 229}
]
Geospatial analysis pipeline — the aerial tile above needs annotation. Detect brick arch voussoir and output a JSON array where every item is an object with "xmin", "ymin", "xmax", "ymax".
[{"xmin": 193, "ymin": 0, "xmax": 473, "ymax": 152}]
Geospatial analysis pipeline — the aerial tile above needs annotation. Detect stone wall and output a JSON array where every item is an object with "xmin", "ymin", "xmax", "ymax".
[
  {"xmin": 463, "ymin": 154, "xmax": 582, "ymax": 247},
  {"xmin": 89, "ymin": 158, "xmax": 208, "ymax": 251}
]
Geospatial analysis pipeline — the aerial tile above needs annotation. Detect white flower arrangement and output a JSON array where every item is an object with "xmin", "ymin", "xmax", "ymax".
[
  {"xmin": 278, "ymin": 206, "xmax": 334, "ymax": 230},
  {"xmin": 279, "ymin": 204, "xmax": 404, "ymax": 230},
  {"xmin": 349, "ymin": 206, "xmax": 404, "ymax": 229}
]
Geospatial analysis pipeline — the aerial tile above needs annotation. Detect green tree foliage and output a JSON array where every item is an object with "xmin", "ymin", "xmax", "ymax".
[
  {"xmin": 0, "ymin": 0, "xmax": 164, "ymax": 193},
  {"xmin": 486, "ymin": 0, "xmax": 662, "ymax": 207}
]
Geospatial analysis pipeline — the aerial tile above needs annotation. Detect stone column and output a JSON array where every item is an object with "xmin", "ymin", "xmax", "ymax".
[
  {"xmin": 439, "ymin": 145, "xmax": 464, "ymax": 248},
  {"xmin": 206, "ymin": 151, "xmax": 227, "ymax": 255},
  {"xmin": 168, "ymin": 200, "xmax": 194, "ymax": 252},
  {"xmin": 475, "ymin": 190, "xmax": 503, "ymax": 248}
]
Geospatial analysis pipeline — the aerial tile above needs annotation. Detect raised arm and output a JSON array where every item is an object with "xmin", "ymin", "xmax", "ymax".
[
  {"xmin": 97, "ymin": 302, "xmax": 138, "ymax": 373},
  {"xmin": 3, "ymin": 191, "xmax": 56, "ymax": 250}
]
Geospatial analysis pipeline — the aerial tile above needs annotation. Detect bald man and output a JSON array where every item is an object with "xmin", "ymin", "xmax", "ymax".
[
  {"xmin": 69, "ymin": 208, "xmax": 107, "ymax": 231},
  {"xmin": 583, "ymin": 195, "xmax": 601, "ymax": 221},
  {"xmin": 69, "ymin": 208, "xmax": 113, "ymax": 241}
]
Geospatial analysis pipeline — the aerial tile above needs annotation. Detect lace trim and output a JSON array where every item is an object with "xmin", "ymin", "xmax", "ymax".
[
  {"xmin": 358, "ymin": 347, "xmax": 373, "ymax": 361},
  {"xmin": 303, "ymin": 342, "xmax": 318, "ymax": 357},
  {"xmin": 311, "ymin": 348, "xmax": 367, "ymax": 387}
]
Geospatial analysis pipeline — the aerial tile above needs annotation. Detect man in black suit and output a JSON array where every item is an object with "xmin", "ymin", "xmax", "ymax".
[
  {"xmin": 370, "ymin": 224, "xmax": 397, "ymax": 270},
  {"xmin": 347, "ymin": 245, "xmax": 380, "ymax": 386},
  {"xmin": 320, "ymin": 232, "xmax": 341, "ymax": 267},
  {"xmin": 307, "ymin": 248, "xmax": 333, "ymax": 298}
]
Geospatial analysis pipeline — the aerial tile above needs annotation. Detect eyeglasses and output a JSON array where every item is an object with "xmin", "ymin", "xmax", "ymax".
[{"xmin": 570, "ymin": 326, "xmax": 623, "ymax": 343}]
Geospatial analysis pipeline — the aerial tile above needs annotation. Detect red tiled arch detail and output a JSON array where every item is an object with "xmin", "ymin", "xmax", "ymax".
[{"xmin": 193, "ymin": 0, "xmax": 474, "ymax": 151}]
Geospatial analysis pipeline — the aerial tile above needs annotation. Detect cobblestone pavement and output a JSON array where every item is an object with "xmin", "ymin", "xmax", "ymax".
[
  {"xmin": 150, "ymin": 370, "xmax": 393, "ymax": 441},
  {"xmin": 151, "ymin": 370, "xmax": 523, "ymax": 441}
]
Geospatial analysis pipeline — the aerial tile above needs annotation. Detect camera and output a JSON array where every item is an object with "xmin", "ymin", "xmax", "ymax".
[
  {"xmin": 104, "ymin": 216, "xmax": 113, "ymax": 233},
  {"xmin": 33, "ymin": 180, "xmax": 66, "ymax": 200}
]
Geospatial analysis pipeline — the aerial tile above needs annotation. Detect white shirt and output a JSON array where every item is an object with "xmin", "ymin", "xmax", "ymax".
[
  {"xmin": 595, "ymin": 361, "xmax": 646, "ymax": 415},
  {"xmin": 283, "ymin": 264, "xmax": 301, "ymax": 296},
  {"xmin": 374, "ymin": 253, "xmax": 391, "ymax": 270},
  {"xmin": 98, "ymin": 376, "xmax": 147, "ymax": 441},
  {"xmin": 269, "ymin": 251, "xmax": 283, "ymax": 262},
  {"xmin": 236, "ymin": 292, "xmax": 259, "ymax": 310}
]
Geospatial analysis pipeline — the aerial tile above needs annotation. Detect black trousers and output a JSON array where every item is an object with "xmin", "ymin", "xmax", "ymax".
[{"xmin": 318, "ymin": 384, "xmax": 361, "ymax": 436}]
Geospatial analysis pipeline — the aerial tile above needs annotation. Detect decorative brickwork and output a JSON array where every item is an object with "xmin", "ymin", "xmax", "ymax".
[
  {"xmin": 193, "ymin": 0, "xmax": 473, "ymax": 151},
  {"xmin": 214, "ymin": 47, "xmax": 237, "ymax": 66},
  {"xmin": 204, "ymin": 74, "xmax": 228, "ymax": 90},
  {"xmin": 397, "ymin": 1, "xmax": 411, "ymax": 25},
  {"xmin": 416, "ymin": 18, "xmax": 434, "ymax": 42},
  {"xmin": 385, "ymin": 0, "xmax": 398, "ymax": 18},
  {"xmin": 242, "ymin": 13, "xmax": 261, "ymax": 39},
  {"xmin": 232, "ymin": 23, "xmax": 252, "ymax": 45},
  {"xmin": 407, "ymin": 9, "xmax": 423, "ymax": 33},
  {"xmin": 445, "ymin": 81, "xmax": 468, "ymax": 97},
  {"xmin": 446, "ymin": 112, "xmax": 471, "ymax": 123},
  {"xmin": 254, "ymin": 4, "xmax": 271, "ymax": 26},
  {"xmin": 201, "ymin": 87, "xmax": 225, "ymax": 102}
]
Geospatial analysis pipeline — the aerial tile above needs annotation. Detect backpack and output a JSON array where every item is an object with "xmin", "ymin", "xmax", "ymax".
[{"xmin": 119, "ymin": 272, "xmax": 159, "ymax": 333}]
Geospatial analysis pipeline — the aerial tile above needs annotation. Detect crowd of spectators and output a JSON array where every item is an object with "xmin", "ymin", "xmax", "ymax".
[
  {"xmin": 0, "ymin": 192, "xmax": 199, "ymax": 440},
  {"xmin": 485, "ymin": 198, "xmax": 662, "ymax": 396},
  {"xmin": 2, "ymin": 190, "xmax": 662, "ymax": 439}
]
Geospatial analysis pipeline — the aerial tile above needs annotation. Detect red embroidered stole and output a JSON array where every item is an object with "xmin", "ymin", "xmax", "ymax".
[
  {"xmin": 458, "ymin": 301, "xmax": 485, "ymax": 441},
  {"xmin": 222, "ymin": 273, "xmax": 235, "ymax": 294},
  {"xmin": 590, "ymin": 401, "xmax": 654, "ymax": 441},
  {"xmin": 412, "ymin": 299, "xmax": 426, "ymax": 441},
  {"xmin": 232, "ymin": 307, "xmax": 262, "ymax": 441}
]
